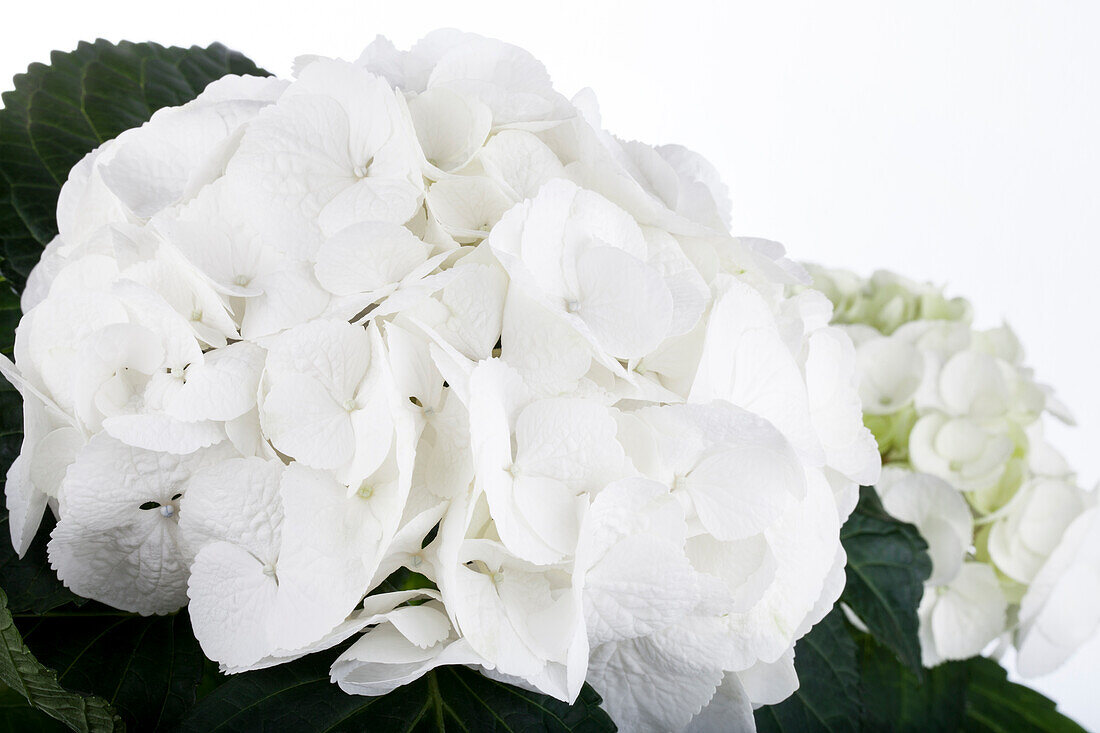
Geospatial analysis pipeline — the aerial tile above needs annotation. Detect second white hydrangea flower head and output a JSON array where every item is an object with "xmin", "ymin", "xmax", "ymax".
[{"xmin": 809, "ymin": 266, "xmax": 1098, "ymax": 675}]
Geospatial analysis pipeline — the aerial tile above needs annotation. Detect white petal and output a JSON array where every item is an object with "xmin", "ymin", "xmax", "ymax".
[
  {"xmin": 683, "ymin": 440, "xmax": 802, "ymax": 541},
  {"xmin": 408, "ymin": 87, "xmax": 492, "ymax": 173},
  {"xmin": 426, "ymin": 36, "xmax": 572, "ymax": 127},
  {"xmin": 239, "ymin": 263, "xmax": 330, "ymax": 339},
  {"xmin": 270, "ymin": 464, "xmax": 393, "ymax": 650},
  {"xmin": 426, "ymin": 176, "xmax": 513, "ymax": 242},
  {"xmin": 691, "ymin": 277, "xmax": 823, "ymax": 465},
  {"xmin": 48, "ymin": 435, "xmax": 235, "ymax": 614},
  {"xmin": 805, "ymin": 328, "xmax": 881, "ymax": 486},
  {"xmin": 100, "ymin": 99, "xmax": 268, "ymax": 218},
  {"xmin": 588, "ymin": 634, "xmax": 725, "ymax": 733},
  {"xmin": 318, "ymin": 177, "xmax": 423, "ymax": 235},
  {"xmin": 686, "ymin": 673, "xmax": 754, "ymax": 733},
  {"xmin": 5, "ymin": 454, "xmax": 48, "ymax": 558},
  {"xmin": 263, "ymin": 319, "xmax": 372, "ymax": 398},
  {"xmin": 856, "ymin": 336, "xmax": 925, "ymax": 415},
  {"xmin": 737, "ymin": 648, "xmax": 798, "ymax": 706},
  {"xmin": 929, "ymin": 563, "xmax": 1007, "ymax": 660},
  {"xmin": 261, "ymin": 374, "xmax": 353, "ymax": 469},
  {"xmin": 500, "ymin": 288, "xmax": 592, "ymax": 397},
  {"xmin": 188, "ymin": 540, "xmax": 281, "ymax": 668},
  {"xmin": 514, "ymin": 397, "xmax": 624, "ymax": 492},
  {"xmin": 28, "ymin": 427, "xmax": 84, "ymax": 499},
  {"xmin": 102, "ymin": 413, "xmax": 226, "ymax": 455},
  {"xmin": 574, "ymin": 246, "xmax": 673, "ymax": 359},
  {"xmin": 1016, "ymin": 508, "xmax": 1100, "ymax": 676},
  {"xmin": 878, "ymin": 471, "xmax": 971, "ymax": 586},
  {"xmin": 178, "ymin": 456, "xmax": 284, "ymax": 558},
  {"xmin": 333, "ymin": 627, "xmax": 485, "ymax": 697},
  {"xmin": 479, "ymin": 129, "xmax": 565, "ymax": 200},
  {"xmin": 165, "ymin": 341, "xmax": 266, "ymax": 422},
  {"xmin": 314, "ymin": 221, "xmax": 429, "ymax": 296},
  {"xmin": 584, "ymin": 532, "xmax": 700, "ymax": 647}
]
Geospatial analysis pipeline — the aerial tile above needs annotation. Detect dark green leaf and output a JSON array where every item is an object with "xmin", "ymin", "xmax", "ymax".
[
  {"xmin": 0, "ymin": 587, "xmax": 122, "ymax": 732},
  {"xmin": 176, "ymin": 643, "xmax": 616, "ymax": 733},
  {"xmin": 0, "ymin": 281, "xmax": 18, "ymax": 357},
  {"xmin": 961, "ymin": 657, "xmax": 1086, "ymax": 733},
  {"xmin": 17, "ymin": 608, "xmax": 206, "ymax": 730},
  {"xmin": 855, "ymin": 630, "xmax": 1085, "ymax": 732},
  {"xmin": 0, "ymin": 40, "xmax": 270, "ymax": 290},
  {"xmin": 857, "ymin": 634, "xmax": 967, "ymax": 732},
  {"xmin": 0, "ymin": 684, "xmax": 71, "ymax": 732},
  {"xmin": 754, "ymin": 607, "xmax": 861, "ymax": 733},
  {"xmin": 841, "ymin": 486, "xmax": 931, "ymax": 671}
]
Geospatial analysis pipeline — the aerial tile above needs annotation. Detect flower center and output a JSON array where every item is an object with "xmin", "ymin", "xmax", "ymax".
[
  {"xmin": 356, "ymin": 481, "xmax": 374, "ymax": 499},
  {"xmin": 353, "ymin": 156, "xmax": 375, "ymax": 179}
]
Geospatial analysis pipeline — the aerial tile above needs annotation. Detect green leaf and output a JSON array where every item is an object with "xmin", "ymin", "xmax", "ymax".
[
  {"xmin": 857, "ymin": 634, "xmax": 967, "ymax": 732},
  {"xmin": 16, "ymin": 608, "xmax": 207, "ymax": 730},
  {"xmin": 0, "ymin": 587, "xmax": 122, "ymax": 732},
  {"xmin": 855, "ymin": 633, "xmax": 1087, "ymax": 733},
  {"xmin": 0, "ymin": 684, "xmax": 70, "ymax": 732},
  {"xmin": 840, "ymin": 486, "xmax": 931, "ymax": 671},
  {"xmin": 754, "ymin": 608, "xmax": 861, "ymax": 733},
  {"xmin": 961, "ymin": 657, "xmax": 1086, "ymax": 733},
  {"xmin": 0, "ymin": 280, "xmax": 18, "ymax": 356},
  {"xmin": 176, "ymin": 644, "xmax": 617, "ymax": 733},
  {"xmin": 0, "ymin": 40, "xmax": 270, "ymax": 290}
]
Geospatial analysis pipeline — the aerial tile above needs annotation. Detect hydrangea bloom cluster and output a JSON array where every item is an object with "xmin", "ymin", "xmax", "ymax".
[
  {"xmin": 809, "ymin": 266, "xmax": 1100, "ymax": 676},
  {"xmin": 0, "ymin": 31, "xmax": 881, "ymax": 732}
]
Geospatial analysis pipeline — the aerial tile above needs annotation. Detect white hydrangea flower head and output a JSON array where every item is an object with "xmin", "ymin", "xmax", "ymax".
[
  {"xmin": 0, "ymin": 31, "xmax": 881, "ymax": 732},
  {"xmin": 810, "ymin": 266, "xmax": 1096, "ymax": 676}
]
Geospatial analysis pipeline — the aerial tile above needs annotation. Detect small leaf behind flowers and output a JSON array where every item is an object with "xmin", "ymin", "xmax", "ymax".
[{"xmin": 840, "ymin": 486, "xmax": 931, "ymax": 672}]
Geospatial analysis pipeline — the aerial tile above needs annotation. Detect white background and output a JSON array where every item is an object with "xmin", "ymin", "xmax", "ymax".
[{"xmin": 3, "ymin": 0, "xmax": 1098, "ymax": 726}]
